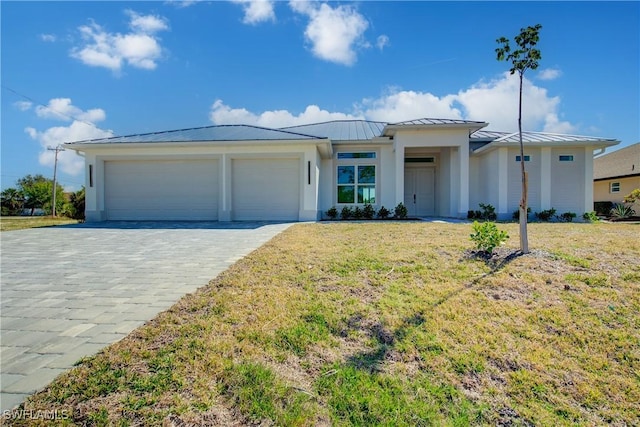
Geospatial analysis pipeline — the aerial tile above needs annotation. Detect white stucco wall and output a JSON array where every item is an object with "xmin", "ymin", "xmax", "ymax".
[
  {"xmin": 550, "ymin": 147, "xmax": 586, "ymax": 214},
  {"xmin": 379, "ymin": 144, "xmax": 397, "ymax": 210},
  {"xmin": 507, "ymin": 147, "xmax": 541, "ymax": 215}
]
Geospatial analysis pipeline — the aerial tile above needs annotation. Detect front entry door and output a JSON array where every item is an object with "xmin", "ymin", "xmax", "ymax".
[{"xmin": 404, "ymin": 167, "xmax": 435, "ymax": 217}]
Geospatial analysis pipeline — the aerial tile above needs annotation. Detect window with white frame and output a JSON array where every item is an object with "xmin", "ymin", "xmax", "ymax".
[
  {"xmin": 610, "ymin": 182, "xmax": 620, "ymax": 193},
  {"xmin": 515, "ymin": 155, "xmax": 531, "ymax": 162},
  {"xmin": 559, "ymin": 155, "xmax": 574, "ymax": 162},
  {"xmin": 336, "ymin": 152, "xmax": 376, "ymax": 204}
]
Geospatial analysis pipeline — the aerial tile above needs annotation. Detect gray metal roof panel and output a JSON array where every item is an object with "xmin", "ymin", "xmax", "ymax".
[
  {"xmin": 281, "ymin": 120, "xmax": 387, "ymax": 140},
  {"xmin": 67, "ymin": 124, "xmax": 325, "ymax": 144},
  {"xmin": 493, "ymin": 131, "xmax": 618, "ymax": 144},
  {"xmin": 470, "ymin": 130, "xmax": 511, "ymax": 140},
  {"xmin": 390, "ymin": 118, "xmax": 487, "ymax": 127}
]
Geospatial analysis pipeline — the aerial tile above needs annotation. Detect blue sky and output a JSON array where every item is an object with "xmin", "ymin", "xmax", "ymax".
[{"xmin": 2, "ymin": 1, "xmax": 638, "ymax": 191}]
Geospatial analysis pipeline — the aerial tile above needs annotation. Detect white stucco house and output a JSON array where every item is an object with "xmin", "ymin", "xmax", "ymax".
[{"xmin": 63, "ymin": 118, "xmax": 619, "ymax": 222}]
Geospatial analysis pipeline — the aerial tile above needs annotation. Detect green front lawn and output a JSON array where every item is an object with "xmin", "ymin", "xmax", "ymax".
[
  {"xmin": 0, "ymin": 216, "xmax": 79, "ymax": 232},
  {"xmin": 10, "ymin": 222, "xmax": 640, "ymax": 426}
]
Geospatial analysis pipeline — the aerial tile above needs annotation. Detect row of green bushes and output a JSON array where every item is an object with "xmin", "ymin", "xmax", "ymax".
[
  {"xmin": 326, "ymin": 203, "xmax": 408, "ymax": 220},
  {"xmin": 469, "ymin": 202, "xmax": 636, "ymax": 223}
]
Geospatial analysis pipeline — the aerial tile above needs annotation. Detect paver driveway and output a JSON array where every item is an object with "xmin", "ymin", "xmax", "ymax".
[{"xmin": 0, "ymin": 221, "xmax": 293, "ymax": 411}]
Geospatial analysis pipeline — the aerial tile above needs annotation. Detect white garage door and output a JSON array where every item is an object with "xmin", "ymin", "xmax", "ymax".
[
  {"xmin": 232, "ymin": 158, "xmax": 299, "ymax": 220},
  {"xmin": 105, "ymin": 160, "xmax": 218, "ymax": 220}
]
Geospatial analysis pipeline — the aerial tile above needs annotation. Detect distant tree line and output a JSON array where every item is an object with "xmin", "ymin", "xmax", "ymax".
[{"xmin": 1, "ymin": 174, "xmax": 85, "ymax": 219}]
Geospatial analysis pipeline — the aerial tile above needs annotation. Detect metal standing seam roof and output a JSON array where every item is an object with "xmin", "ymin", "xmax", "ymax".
[
  {"xmin": 489, "ymin": 131, "xmax": 618, "ymax": 144},
  {"xmin": 280, "ymin": 120, "xmax": 387, "ymax": 141},
  {"xmin": 470, "ymin": 130, "xmax": 511, "ymax": 140},
  {"xmin": 64, "ymin": 119, "xmax": 619, "ymax": 149},
  {"xmin": 66, "ymin": 124, "xmax": 326, "ymax": 145},
  {"xmin": 389, "ymin": 118, "xmax": 488, "ymax": 127}
]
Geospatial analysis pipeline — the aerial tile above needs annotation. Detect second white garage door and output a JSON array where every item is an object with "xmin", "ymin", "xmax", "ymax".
[
  {"xmin": 105, "ymin": 159, "xmax": 219, "ymax": 220},
  {"xmin": 232, "ymin": 158, "xmax": 300, "ymax": 220}
]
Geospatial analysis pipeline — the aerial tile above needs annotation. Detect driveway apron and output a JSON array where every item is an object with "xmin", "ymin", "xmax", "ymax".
[{"xmin": 0, "ymin": 221, "xmax": 293, "ymax": 411}]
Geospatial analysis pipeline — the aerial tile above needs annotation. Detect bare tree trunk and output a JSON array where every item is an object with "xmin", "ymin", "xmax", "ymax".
[{"xmin": 518, "ymin": 73, "xmax": 529, "ymax": 253}]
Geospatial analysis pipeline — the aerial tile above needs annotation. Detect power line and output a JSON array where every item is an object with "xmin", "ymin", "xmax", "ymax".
[{"xmin": 1, "ymin": 84, "xmax": 103, "ymax": 130}]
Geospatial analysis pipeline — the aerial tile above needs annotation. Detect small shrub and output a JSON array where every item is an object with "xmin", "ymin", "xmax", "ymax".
[
  {"xmin": 535, "ymin": 208, "xmax": 556, "ymax": 222},
  {"xmin": 394, "ymin": 202, "xmax": 408, "ymax": 219},
  {"xmin": 340, "ymin": 206, "xmax": 353, "ymax": 220},
  {"xmin": 353, "ymin": 206, "xmax": 363, "ymax": 219},
  {"xmin": 478, "ymin": 203, "xmax": 497, "ymax": 220},
  {"xmin": 377, "ymin": 206, "xmax": 390, "ymax": 219},
  {"xmin": 610, "ymin": 204, "xmax": 635, "ymax": 220},
  {"xmin": 594, "ymin": 201, "xmax": 614, "ymax": 216},
  {"xmin": 467, "ymin": 210, "xmax": 475, "ymax": 219},
  {"xmin": 326, "ymin": 206, "xmax": 338, "ymax": 220},
  {"xmin": 512, "ymin": 207, "xmax": 531, "ymax": 220},
  {"xmin": 582, "ymin": 211, "xmax": 599, "ymax": 223},
  {"xmin": 362, "ymin": 204, "xmax": 375, "ymax": 219},
  {"xmin": 557, "ymin": 212, "xmax": 576, "ymax": 222},
  {"xmin": 470, "ymin": 221, "xmax": 509, "ymax": 255}
]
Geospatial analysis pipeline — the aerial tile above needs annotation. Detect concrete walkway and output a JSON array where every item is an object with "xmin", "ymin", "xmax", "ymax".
[{"xmin": 0, "ymin": 221, "xmax": 293, "ymax": 411}]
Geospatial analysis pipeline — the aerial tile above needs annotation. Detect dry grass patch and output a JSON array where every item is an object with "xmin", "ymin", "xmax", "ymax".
[{"xmin": 9, "ymin": 222, "xmax": 640, "ymax": 426}]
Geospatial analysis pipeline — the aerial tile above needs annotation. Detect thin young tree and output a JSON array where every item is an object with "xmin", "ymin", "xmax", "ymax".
[{"xmin": 496, "ymin": 24, "xmax": 542, "ymax": 254}]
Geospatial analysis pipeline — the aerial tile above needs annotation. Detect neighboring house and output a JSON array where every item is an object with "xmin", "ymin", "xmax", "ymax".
[
  {"xmin": 593, "ymin": 142, "xmax": 640, "ymax": 213},
  {"xmin": 63, "ymin": 118, "xmax": 619, "ymax": 222}
]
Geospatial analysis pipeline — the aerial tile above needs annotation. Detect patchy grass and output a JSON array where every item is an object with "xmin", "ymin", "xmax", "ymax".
[
  {"xmin": 0, "ymin": 216, "xmax": 79, "ymax": 232},
  {"xmin": 9, "ymin": 222, "xmax": 640, "ymax": 426}
]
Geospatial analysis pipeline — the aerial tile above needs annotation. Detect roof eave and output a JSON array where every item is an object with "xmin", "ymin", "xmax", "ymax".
[
  {"xmin": 472, "ymin": 138, "xmax": 620, "ymax": 155},
  {"xmin": 594, "ymin": 173, "xmax": 640, "ymax": 182},
  {"xmin": 383, "ymin": 122, "xmax": 488, "ymax": 136},
  {"xmin": 64, "ymin": 138, "xmax": 328, "ymax": 151}
]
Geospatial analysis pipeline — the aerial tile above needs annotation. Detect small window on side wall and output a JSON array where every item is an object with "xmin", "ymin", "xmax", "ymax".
[
  {"xmin": 610, "ymin": 182, "xmax": 620, "ymax": 193},
  {"xmin": 515, "ymin": 155, "xmax": 530, "ymax": 162},
  {"xmin": 559, "ymin": 155, "xmax": 574, "ymax": 162}
]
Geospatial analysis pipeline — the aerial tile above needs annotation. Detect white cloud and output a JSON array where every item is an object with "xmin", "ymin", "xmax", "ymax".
[
  {"xmin": 210, "ymin": 99, "xmax": 360, "ymax": 127},
  {"xmin": 376, "ymin": 35, "xmax": 389, "ymax": 51},
  {"xmin": 25, "ymin": 99, "xmax": 113, "ymax": 176},
  {"xmin": 231, "ymin": 0, "xmax": 276, "ymax": 24},
  {"xmin": 542, "ymin": 113, "xmax": 575, "ymax": 134},
  {"xmin": 14, "ymin": 101, "xmax": 33, "ymax": 111},
  {"xmin": 209, "ymin": 72, "xmax": 577, "ymax": 134},
  {"xmin": 357, "ymin": 90, "xmax": 461, "ymax": 123},
  {"xmin": 27, "ymin": 122, "xmax": 113, "ymax": 176},
  {"xmin": 290, "ymin": 1, "xmax": 369, "ymax": 66},
  {"xmin": 40, "ymin": 34, "xmax": 56, "ymax": 42},
  {"xmin": 537, "ymin": 67, "xmax": 562, "ymax": 81},
  {"xmin": 165, "ymin": 0, "xmax": 200, "ymax": 8},
  {"xmin": 455, "ymin": 72, "xmax": 575, "ymax": 133},
  {"xmin": 35, "ymin": 98, "xmax": 106, "ymax": 123},
  {"xmin": 70, "ymin": 11, "xmax": 169, "ymax": 73},
  {"xmin": 126, "ymin": 9, "xmax": 169, "ymax": 33}
]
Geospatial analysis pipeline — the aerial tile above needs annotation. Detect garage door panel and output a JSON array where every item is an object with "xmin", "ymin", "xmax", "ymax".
[
  {"xmin": 232, "ymin": 159, "xmax": 299, "ymax": 221},
  {"xmin": 105, "ymin": 160, "xmax": 218, "ymax": 220}
]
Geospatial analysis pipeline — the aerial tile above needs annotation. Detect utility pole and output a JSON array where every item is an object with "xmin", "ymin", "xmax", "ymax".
[{"xmin": 47, "ymin": 145, "xmax": 65, "ymax": 217}]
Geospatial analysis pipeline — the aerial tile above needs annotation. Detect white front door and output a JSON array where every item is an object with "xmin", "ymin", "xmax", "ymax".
[{"xmin": 404, "ymin": 167, "xmax": 435, "ymax": 217}]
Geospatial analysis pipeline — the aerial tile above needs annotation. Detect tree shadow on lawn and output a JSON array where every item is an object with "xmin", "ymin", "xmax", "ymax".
[{"xmin": 344, "ymin": 249, "xmax": 525, "ymax": 373}]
